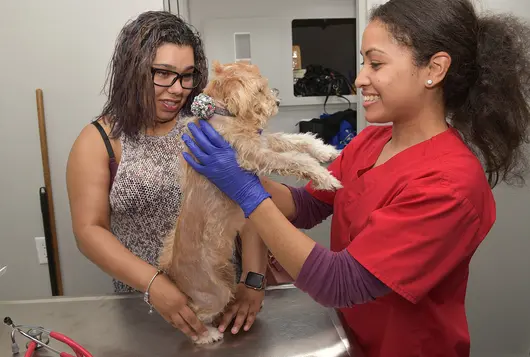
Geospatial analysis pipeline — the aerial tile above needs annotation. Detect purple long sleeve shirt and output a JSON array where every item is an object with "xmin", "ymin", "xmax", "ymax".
[{"xmin": 285, "ymin": 185, "xmax": 390, "ymax": 308}]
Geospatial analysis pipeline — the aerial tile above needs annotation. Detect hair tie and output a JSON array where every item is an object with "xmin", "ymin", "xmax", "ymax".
[{"xmin": 191, "ymin": 93, "xmax": 216, "ymax": 120}]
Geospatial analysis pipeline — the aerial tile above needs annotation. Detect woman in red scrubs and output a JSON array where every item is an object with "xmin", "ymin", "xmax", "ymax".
[{"xmin": 181, "ymin": 0, "xmax": 530, "ymax": 355}]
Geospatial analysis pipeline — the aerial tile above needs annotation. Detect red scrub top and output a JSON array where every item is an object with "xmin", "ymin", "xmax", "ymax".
[{"xmin": 306, "ymin": 125, "xmax": 496, "ymax": 357}]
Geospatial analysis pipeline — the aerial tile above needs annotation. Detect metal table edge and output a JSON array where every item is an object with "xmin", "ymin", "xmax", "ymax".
[{"xmin": 0, "ymin": 283, "xmax": 354, "ymax": 356}]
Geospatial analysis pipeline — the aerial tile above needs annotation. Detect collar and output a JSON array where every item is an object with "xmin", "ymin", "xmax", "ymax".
[{"xmin": 212, "ymin": 106, "xmax": 233, "ymax": 117}]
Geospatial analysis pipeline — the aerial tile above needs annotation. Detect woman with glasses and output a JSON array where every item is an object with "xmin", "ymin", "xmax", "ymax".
[{"xmin": 66, "ymin": 11, "xmax": 266, "ymax": 341}]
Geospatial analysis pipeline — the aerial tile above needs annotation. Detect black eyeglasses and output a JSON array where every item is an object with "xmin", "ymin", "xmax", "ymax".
[{"xmin": 151, "ymin": 67, "xmax": 201, "ymax": 89}]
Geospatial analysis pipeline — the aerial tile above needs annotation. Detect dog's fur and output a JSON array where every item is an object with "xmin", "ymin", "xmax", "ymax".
[{"xmin": 158, "ymin": 61, "xmax": 342, "ymax": 344}]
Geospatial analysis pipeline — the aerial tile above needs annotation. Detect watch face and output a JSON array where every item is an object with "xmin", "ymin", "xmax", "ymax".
[{"xmin": 245, "ymin": 272, "xmax": 264, "ymax": 288}]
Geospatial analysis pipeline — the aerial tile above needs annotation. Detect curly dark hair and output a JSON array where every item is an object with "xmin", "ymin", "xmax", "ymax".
[
  {"xmin": 371, "ymin": 0, "xmax": 530, "ymax": 188},
  {"xmin": 98, "ymin": 11, "xmax": 208, "ymax": 139}
]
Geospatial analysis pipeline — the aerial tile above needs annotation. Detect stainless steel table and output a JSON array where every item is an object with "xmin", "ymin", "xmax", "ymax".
[{"xmin": 0, "ymin": 285, "xmax": 353, "ymax": 356}]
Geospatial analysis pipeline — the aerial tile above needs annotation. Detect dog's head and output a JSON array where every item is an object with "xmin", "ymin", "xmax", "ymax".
[{"xmin": 203, "ymin": 61, "xmax": 279, "ymax": 130}]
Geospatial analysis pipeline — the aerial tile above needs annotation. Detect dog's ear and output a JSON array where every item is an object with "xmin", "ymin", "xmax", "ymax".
[
  {"xmin": 223, "ymin": 79, "xmax": 252, "ymax": 120},
  {"xmin": 248, "ymin": 63, "xmax": 260, "ymax": 74},
  {"xmin": 212, "ymin": 60, "xmax": 224, "ymax": 75}
]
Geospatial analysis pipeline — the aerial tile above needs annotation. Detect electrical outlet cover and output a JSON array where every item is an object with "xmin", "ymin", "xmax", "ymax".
[{"xmin": 35, "ymin": 237, "xmax": 48, "ymax": 264}]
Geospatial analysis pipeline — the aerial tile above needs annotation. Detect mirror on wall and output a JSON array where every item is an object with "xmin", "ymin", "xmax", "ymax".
[{"xmin": 291, "ymin": 18, "xmax": 356, "ymax": 99}]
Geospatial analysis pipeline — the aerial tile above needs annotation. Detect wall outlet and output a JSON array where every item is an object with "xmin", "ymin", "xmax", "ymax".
[{"xmin": 35, "ymin": 237, "xmax": 48, "ymax": 265}]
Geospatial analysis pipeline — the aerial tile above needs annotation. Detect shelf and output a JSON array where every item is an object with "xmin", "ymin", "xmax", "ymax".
[{"xmin": 280, "ymin": 94, "xmax": 357, "ymax": 107}]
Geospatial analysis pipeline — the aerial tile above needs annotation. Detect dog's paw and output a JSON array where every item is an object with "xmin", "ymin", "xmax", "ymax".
[
  {"xmin": 312, "ymin": 145, "xmax": 341, "ymax": 163},
  {"xmin": 193, "ymin": 326, "xmax": 224, "ymax": 345},
  {"xmin": 311, "ymin": 174, "xmax": 343, "ymax": 191}
]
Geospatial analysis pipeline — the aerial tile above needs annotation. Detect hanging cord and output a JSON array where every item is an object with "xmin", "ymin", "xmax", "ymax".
[{"xmin": 323, "ymin": 81, "xmax": 351, "ymax": 114}]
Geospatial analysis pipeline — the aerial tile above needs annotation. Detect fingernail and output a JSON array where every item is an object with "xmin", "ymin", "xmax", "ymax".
[
  {"xmin": 191, "ymin": 336, "xmax": 198, "ymax": 341},
  {"xmin": 231, "ymin": 327, "xmax": 238, "ymax": 334},
  {"xmin": 202, "ymin": 331, "xmax": 209, "ymax": 337},
  {"xmin": 218, "ymin": 326, "xmax": 225, "ymax": 332}
]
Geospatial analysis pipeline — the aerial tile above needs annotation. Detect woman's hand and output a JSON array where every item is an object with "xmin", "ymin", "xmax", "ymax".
[
  {"xmin": 218, "ymin": 283, "xmax": 265, "ymax": 334},
  {"xmin": 181, "ymin": 120, "xmax": 271, "ymax": 217},
  {"xmin": 149, "ymin": 273, "xmax": 208, "ymax": 341}
]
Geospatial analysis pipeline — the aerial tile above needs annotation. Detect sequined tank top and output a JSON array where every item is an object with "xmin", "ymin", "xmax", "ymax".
[{"xmin": 107, "ymin": 120, "xmax": 184, "ymax": 293}]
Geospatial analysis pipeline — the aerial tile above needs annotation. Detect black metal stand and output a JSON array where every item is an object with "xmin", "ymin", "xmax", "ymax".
[{"xmin": 39, "ymin": 187, "xmax": 59, "ymax": 296}]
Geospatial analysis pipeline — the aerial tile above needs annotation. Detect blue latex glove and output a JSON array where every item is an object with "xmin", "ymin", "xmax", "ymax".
[{"xmin": 181, "ymin": 120, "xmax": 271, "ymax": 218}]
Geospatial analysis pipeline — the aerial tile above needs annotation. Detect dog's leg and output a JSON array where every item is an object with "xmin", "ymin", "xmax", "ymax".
[
  {"xmin": 185, "ymin": 261, "xmax": 237, "ymax": 345},
  {"xmin": 262, "ymin": 132, "xmax": 341, "ymax": 163},
  {"xmin": 195, "ymin": 325, "xmax": 224, "ymax": 345},
  {"xmin": 237, "ymin": 147, "xmax": 342, "ymax": 191},
  {"xmin": 187, "ymin": 304, "xmax": 224, "ymax": 344},
  {"xmin": 193, "ymin": 311, "xmax": 225, "ymax": 345},
  {"xmin": 172, "ymin": 181, "xmax": 242, "ymax": 345}
]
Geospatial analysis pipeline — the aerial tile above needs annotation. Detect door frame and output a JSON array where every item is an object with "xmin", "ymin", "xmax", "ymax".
[
  {"xmin": 166, "ymin": 0, "xmax": 190, "ymax": 22},
  {"xmin": 356, "ymin": 0, "xmax": 368, "ymax": 132}
]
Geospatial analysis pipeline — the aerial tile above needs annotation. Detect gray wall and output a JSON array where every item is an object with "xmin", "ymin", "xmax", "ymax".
[{"xmin": 1, "ymin": 0, "xmax": 529, "ymax": 356}]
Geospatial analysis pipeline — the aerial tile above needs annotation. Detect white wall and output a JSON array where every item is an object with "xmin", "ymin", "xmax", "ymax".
[
  {"xmin": 189, "ymin": 0, "xmax": 357, "ymax": 118},
  {"xmin": 189, "ymin": 0, "xmax": 355, "ymax": 34},
  {"xmin": 467, "ymin": 183, "xmax": 530, "ymax": 357},
  {"xmin": 465, "ymin": 3, "xmax": 530, "ymax": 357},
  {"xmin": 0, "ymin": 0, "xmax": 165, "ymax": 300}
]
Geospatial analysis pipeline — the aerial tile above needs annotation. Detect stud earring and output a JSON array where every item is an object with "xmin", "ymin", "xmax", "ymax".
[{"xmin": 426, "ymin": 79, "xmax": 433, "ymax": 86}]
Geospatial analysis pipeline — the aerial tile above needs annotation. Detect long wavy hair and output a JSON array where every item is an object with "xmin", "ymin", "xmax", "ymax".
[
  {"xmin": 371, "ymin": 0, "xmax": 530, "ymax": 188},
  {"xmin": 98, "ymin": 11, "xmax": 208, "ymax": 139}
]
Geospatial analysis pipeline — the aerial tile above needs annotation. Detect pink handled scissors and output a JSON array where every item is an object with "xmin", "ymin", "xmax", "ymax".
[{"xmin": 4, "ymin": 317, "xmax": 94, "ymax": 357}]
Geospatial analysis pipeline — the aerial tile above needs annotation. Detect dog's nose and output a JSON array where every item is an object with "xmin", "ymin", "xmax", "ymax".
[{"xmin": 271, "ymin": 88, "xmax": 281, "ymax": 106}]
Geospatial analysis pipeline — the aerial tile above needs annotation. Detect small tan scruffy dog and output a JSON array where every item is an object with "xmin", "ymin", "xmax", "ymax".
[{"xmin": 158, "ymin": 60, "xmax": 342, "ymax": 344}]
